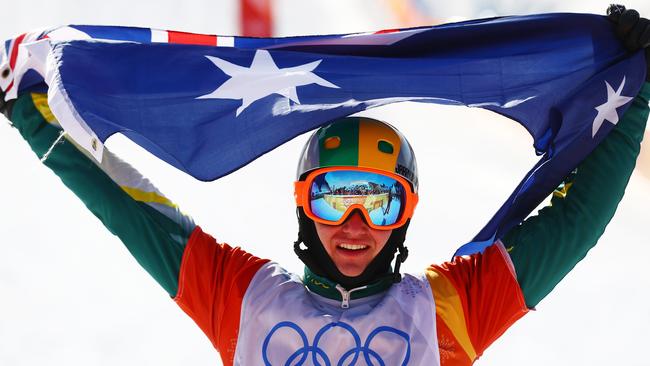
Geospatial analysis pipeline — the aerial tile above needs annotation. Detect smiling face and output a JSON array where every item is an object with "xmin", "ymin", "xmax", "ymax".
[{"xmin": 314, "ymin": 211, "xmax": 393, "ymax": 277}]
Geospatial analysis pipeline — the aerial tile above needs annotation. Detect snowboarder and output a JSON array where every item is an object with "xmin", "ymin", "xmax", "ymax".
[{"xmin": 1, "ymin": 5, "xmax": 649, "ymax": 365}]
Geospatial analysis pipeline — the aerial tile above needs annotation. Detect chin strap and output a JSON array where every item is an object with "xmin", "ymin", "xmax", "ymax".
[{"xmin": 391, "ymin": 242, "xmax": 409, "ymax": 283}]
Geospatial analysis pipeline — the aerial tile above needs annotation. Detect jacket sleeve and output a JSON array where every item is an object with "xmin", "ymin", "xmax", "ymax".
[
  {"xmin": 7, "ymin": 91, "xmax": 196, "ymax": 296},
  {"xmin": 174, "ymin": 227, "xmax": 269, "ymax": 364},
  {"xmin": 426, "ymin": 241, "xmax": 528, "ymax": 365},
  {"xmin": 503, "ymin": 82, "xmax": 650, "ymax": 308}
]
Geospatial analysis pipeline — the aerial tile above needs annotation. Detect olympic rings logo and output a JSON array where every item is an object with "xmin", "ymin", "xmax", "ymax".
[{"xmin": 262, "ymin": 321, "xmax": 411, "ymax": 366}]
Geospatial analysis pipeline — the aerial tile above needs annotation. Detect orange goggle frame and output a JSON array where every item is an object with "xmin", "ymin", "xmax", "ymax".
[{"xmin": 294, "ymin": 166, "xmax": 418, "ymax": 230}]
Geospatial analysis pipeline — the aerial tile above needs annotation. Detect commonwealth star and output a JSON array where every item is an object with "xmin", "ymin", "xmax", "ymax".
[
  {"xmin": 198, "ymin": 50, "xmax": 339, "ymax": 116},
  {"xmin": 591, "ymin": 77, "xmax": 633, "ymax": 137}
]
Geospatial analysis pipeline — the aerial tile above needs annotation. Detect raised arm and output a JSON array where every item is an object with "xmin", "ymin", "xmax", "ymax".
[
  {"xmin": 2, "ymin": 88, "xmax": 270, "ymax": 361},
  {"xmin": 503, "ymin": 8, "xmax": 650, "ymax": 308},
  {"xmin": 3, "ymin": 90, "xmax": 195, "ymax": 296},
  {"xmin": 504, "ymin": 82, "xmax": 649, "ymax": 308}
]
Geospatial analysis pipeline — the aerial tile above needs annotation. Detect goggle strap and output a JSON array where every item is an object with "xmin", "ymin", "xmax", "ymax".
[{"xmin": 294, "ymin": 181, "xmax": 306, "ymax": 206}]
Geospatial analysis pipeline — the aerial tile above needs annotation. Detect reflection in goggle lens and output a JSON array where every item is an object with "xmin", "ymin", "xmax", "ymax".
[{"xmin": 309, "ymin": 170, "xmax": 406, "ymax": 226}]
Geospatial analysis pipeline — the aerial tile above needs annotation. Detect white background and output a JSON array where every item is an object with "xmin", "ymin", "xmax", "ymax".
[{"xmin": 1, "ymin": 1, "xmax": 649, "ymax": 365}]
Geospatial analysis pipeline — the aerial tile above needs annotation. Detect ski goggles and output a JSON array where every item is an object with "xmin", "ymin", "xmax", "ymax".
[{"xmin": 294, "ymin": 167, "xmax": 418, "ymax": 230}]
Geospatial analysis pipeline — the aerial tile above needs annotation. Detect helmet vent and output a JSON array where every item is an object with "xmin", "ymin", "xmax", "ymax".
[
  {"xmin": 323, "ymin": 136, "xmax": 341, "ymax": 150},
  {"xmin": 377, "ymin": 140, "xmax": 394, "ymax": 154}
]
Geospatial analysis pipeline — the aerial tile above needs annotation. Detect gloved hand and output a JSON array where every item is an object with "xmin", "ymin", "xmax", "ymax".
[
  {"xmin": 0, "ymin": 88, "xmax": 14, "ymax": 121},
  {"xmin": 607, "ymin": 4, "xmax": 650, "ymax": 81}
]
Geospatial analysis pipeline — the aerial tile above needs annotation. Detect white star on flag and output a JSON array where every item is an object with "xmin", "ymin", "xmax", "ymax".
[
  {"xmin": 591, "ymin": 76, "xmax": 633, "ymax": 137},
  {"xmin": 197, "ymin": 50, "xmax": 339, "ymax": 116}
]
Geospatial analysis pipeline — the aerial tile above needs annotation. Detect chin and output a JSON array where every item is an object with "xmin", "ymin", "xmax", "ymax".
[{"xmin": 339, "ymin": 267, "xmax": 365, "ymax": 277}]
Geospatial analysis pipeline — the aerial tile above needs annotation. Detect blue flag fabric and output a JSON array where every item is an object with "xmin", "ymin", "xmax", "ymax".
[{"xmin": 0, "ymin": 13, "xmax": 646, "ymax": 255}]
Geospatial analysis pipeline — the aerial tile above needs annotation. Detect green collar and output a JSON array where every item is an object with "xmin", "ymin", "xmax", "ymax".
[{"xmin": 303, "ymin": 267, "xmax": 393, "ymax": 301}]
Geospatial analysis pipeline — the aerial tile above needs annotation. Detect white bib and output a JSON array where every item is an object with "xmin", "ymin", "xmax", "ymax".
[{"xmin": 234, "ymin": 263, "xmax": 440, "ymax": 366}]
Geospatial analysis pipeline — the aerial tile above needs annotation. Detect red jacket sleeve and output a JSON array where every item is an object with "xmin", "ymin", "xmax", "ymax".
[
  {"xmin": 174, "ymin": 226, "xmax": 269, "ymax": 364},
  {"xmin": 426, "ymin": 242, "xmax": 528, "ymax": 365}
]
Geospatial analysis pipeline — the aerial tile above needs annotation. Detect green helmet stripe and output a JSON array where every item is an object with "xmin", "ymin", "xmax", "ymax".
[{"xmin": 317, "ymin": 117, "xmax": 359, "ymax": 167}]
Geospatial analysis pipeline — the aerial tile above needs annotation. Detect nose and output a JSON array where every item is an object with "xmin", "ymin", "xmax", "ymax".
[{"xmin": 341, "ymin": 210, "xmax": 370, "ymax": 234}]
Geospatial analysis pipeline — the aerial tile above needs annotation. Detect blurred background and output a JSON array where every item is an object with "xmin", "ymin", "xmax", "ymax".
[{"xmin": 1, "ymin": 0, "xmax": 648, "ymax": 365}]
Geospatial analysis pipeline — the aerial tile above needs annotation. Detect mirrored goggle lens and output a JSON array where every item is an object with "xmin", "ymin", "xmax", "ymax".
[{"xmin": 309, "ymin": 170, "xmax": 407, "ymax": 226}]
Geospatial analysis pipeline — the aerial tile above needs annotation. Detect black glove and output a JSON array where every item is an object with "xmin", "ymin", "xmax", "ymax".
[
  {"xmin": 607, "ymin": 4, "xmax": 650, "ymax": 81},
  {"xmin": 0, "ymin": 88, "xmax": 14, "ymax": 121}
]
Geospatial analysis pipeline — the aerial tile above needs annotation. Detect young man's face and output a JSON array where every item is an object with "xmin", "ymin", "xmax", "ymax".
[{"xmin": 314, "ymin": 211, "xmax": 392, "ymax": 277}]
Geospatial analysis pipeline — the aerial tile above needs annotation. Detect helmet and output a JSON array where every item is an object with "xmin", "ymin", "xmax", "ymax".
[
  {"xmin": 293, "ymin": 117, "xmax": 418, "ymax": 289},
  {"xmin": 297, "ymin": 117, "xmax": 418, "ymax": 191}
]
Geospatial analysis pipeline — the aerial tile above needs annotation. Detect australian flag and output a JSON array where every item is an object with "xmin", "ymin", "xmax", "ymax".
[{"xmin": 0, "ymin": 13, "xmax": 646, "ymax": 254}]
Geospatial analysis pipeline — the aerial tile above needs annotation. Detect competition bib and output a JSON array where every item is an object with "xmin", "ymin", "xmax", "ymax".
[{"xmin": 234, "ymin": 263, "xmax": 440, "ymax": 365}]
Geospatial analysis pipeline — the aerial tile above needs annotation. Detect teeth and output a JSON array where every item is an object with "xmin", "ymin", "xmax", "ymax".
[{"xmin": 339, "ymin": 244, "xmax": 368, "ymax": 251}]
